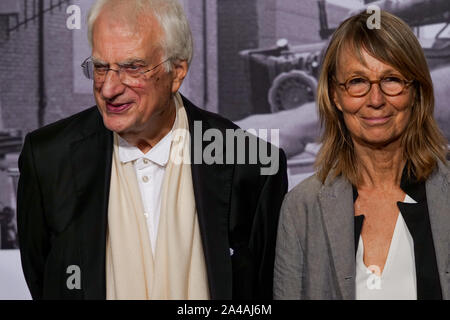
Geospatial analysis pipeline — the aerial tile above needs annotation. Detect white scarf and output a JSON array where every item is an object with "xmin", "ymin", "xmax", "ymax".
[{"xmin": 106, "ymin": 93, "xmax": 210, "ymax": 299}]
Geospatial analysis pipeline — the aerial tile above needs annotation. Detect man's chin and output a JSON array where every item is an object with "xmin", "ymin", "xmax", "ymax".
[{"xmin": 102, "ymin": 116, "xmax": 131, "ymax": 134}]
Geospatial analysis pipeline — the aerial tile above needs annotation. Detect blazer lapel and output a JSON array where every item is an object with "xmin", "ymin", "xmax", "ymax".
[
  {"xmin": 69, "ymin": 114, "xmax": 113, "ymax": 299},
  {"xmin": 319, "ymin": 174, "xmax": 356, "ymax": 300},
  {"xmin": 183, "ymin": 97, "xmax": 234, "ymax": 299},
  {"xmin": 426, "ymin": 161, "xmax": 450, "ymax": 299}
]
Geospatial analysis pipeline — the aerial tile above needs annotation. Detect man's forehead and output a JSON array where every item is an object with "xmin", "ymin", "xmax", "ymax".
[
  {"xmin": 92, "ymin": 12, "xmax": 162, "ymax": 51},
  {"xmin": 93, "ymin": 3, "xmax": 161, "ymax": 38},
  {"xmin": 91, "ymin": 42, "xmax": 162, "ymax": 65},
  {"xmin": 92, "ymin": 15, "xmax": 144, "ymax": 42},
  {"xmin": 91, "ymin": 22, "xmax": 162, "ymax": 63},
  {"xmin": 91, "ymin": 56, "xmax": 147, "ymax": 65}
]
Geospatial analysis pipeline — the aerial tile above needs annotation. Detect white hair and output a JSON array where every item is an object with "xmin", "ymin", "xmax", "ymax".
[{"xmin": 87, "ymin": 0, "xmax": 193, "ymax": 72}]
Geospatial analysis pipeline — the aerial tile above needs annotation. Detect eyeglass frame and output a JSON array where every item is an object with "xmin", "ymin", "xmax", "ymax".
[
  {"xmin": 81, "ymin": 57, "xmax": 171, "ymax": 84},
  {"xmin": 333, "ymin": 75, "xmax": 415, "ymax": 97}
]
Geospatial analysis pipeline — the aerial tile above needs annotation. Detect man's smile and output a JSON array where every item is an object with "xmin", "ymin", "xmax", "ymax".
[{"xmin": 106, "ymin": 102, "xmax": 133, "ymax": 113}]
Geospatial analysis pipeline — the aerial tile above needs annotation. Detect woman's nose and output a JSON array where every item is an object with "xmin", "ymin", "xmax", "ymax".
[{"xmin": 367, "ymin": 82, "xmax": 385, "ymax": 108}]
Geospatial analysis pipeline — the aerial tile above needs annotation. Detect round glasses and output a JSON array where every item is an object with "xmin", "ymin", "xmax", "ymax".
[
  {"xmin": 81, "ymin": 57, "xmax": 170, "ymax": 86},
  {"xmin": 336, "ymin": 76, "xmax": 414, "ymax": 97}
]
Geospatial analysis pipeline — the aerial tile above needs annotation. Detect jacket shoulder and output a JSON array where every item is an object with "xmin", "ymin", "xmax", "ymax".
[
  {"xmin": 284, "ymin": 173, "xmax": 323, "ymax": 210},
  {"xmin": 182, "ymin": 95, "xmax": 239, "ymax": 131},
  {"xmin": 26, "ymin": 106, "xmax": 102, "ymax": 147},
  {"xmin": 438, "ymin": 159, "xmax": 450, "ymax": 177},
  {"xmin": 430, "ymin": 159, "xmax": 450, "ymax": 187}
]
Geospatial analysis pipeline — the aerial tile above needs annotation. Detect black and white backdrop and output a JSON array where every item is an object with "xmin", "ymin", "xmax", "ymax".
[{"xmin": 0, "ymin": 0, "xmax": 449, "ymax": 299}]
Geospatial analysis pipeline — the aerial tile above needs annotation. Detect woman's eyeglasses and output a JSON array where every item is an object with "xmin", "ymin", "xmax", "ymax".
[{"xmin": 335, "ymin": 76, "xmax": 414, "ymax": 97}]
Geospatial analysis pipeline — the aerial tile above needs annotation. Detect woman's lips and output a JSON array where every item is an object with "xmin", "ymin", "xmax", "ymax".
[
  {"xmin": 362, "ymin": 115, "xmax": 392, "ymax": 125},
  {"xmin": 106, "ymin": 102, "xmax": 133, "ymax": 114}
]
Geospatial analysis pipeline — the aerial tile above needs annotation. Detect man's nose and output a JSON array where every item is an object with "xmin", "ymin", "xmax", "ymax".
[
  {"xmin": 367, "ymin": 82, "xmax": 385, "ymax": 109},
  {"xmin": 101, "ymin": 69, "xmax": 126, "ymax": 100}
]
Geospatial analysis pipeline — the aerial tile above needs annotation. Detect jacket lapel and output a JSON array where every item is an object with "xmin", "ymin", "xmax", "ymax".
[
  {"xmin": 426, "ymin": 161, "xmax": 450, "ymax": 299},
  {"xmin": 319, "ymin": 174, "xmax": 356, "ymax": 299},
  {"xmin": 183, "ymin": 96, "xmax": 234, "ymax": 299},
  {"xmin": 69, "ymin": 111, "xmax": 113, "ymax": 299}
]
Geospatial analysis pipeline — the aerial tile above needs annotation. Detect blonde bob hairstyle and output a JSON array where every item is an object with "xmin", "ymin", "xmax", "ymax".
[{"xmin": 315, "ymin": 10, "xmax": 448, "ymax": 185}]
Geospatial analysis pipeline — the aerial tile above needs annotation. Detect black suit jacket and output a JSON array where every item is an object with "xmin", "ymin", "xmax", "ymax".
[{"xmin": 17, "ymin": 96, "xmax": 288, "ymax": 300}]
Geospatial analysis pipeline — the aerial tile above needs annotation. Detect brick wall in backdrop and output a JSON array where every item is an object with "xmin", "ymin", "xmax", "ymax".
[{"xmin": 0, "ymin": 0, "xmax": 94, "ymax": 137}]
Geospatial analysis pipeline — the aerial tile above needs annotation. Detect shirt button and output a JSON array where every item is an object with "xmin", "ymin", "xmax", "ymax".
[
  {"xmin": 142, "ymin": 176, "xmax": 149, "ymax": 183},
  {"xmin": 144, "ymin": 212, "xmax": 149, "ymax": 218},
  {"xmin": 143, "ymin": 159, "xmax": 149, "ymax": 164}
]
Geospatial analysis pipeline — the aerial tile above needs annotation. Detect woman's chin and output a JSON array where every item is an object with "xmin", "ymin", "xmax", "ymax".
[{"xmin": 356, "ymin": 133, "xmax": 403, "ymax": 148}]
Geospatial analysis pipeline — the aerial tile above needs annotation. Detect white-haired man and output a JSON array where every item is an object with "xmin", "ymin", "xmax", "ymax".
[{"xmin": 17, "ymin": 0, "xmax": 287, "ymax": 300}]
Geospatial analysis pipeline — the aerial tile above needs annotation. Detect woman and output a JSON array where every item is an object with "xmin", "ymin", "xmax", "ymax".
[{"xmin": 274, "ymin": 10, "xmax": 449, "ymax": 300}]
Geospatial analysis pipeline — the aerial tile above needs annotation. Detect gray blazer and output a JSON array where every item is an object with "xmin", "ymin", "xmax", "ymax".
[{"xmin": 274, "ymin": 161, "xmax": 450, "ymax": 299}]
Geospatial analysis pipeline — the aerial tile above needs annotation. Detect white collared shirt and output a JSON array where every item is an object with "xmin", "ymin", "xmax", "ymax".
[
  {"xmin": 356, "ymin": 194, "xmax": 417, "ymax": 300},
  {"xmin": 117, "ymin": 123, "xmax": 175, "ymax": 255}
]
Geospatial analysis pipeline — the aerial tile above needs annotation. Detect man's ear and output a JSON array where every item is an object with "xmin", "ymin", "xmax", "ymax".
[{"xmin": 171, "ymin": 60, "xmax": 188, "ymax": 94}]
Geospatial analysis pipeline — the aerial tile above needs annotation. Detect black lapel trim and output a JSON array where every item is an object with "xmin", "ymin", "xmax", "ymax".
[
  {"xmin": 397, "ymin": 168, "xmax": 442, "ymax": 300},
  {"xmin": 399, "ymin": 165, "xmax": 426, "ymax": 203},
  {"xmin": 182, "ymin": 95, "xmax": 234, "ymax": 299},
  {"xmin": 69, "ymin": 111, "xmax": 113, "ymax": 300},
  {"xmin": 352, "ymin": 186, "xmax": 364, "ymax": 255},
  {"xmin": 354, "ymin": 215, "xmax": 364, "ymax": 255}
]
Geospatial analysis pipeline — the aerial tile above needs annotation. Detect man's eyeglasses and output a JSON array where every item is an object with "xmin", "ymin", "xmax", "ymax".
[
  {"xmin": 81, "ymin": 57, "xmax": 170, "ymax": 86},
  {"xmin": 335, "ymin": 76, "xmax": 414, "ymax": 97}
]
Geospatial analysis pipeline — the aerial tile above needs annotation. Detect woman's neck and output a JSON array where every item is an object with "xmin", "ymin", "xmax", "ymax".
[{"xmin": 353, "ymin": 138, "xmax": 405, "ymax": 190}]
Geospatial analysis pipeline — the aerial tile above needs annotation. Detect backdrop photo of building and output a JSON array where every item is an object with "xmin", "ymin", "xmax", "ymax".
[{"xmin": 0, "ymin": 0, "xmax": 449, "ymax": 299}]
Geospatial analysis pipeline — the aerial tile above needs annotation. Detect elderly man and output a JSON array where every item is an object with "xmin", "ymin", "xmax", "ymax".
[{"xmin": 17, "ymin": 0, "xmax": 287, "ymax": 300}]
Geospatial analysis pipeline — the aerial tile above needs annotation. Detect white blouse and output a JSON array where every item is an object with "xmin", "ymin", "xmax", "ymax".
[{"xmin": 356, "ymin": 194, "xmax": 417, "ymax": 300}]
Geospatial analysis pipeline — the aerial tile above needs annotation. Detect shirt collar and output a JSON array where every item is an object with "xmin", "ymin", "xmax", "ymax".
[{"xmin": 117, "ymin": 107, "xmax": 177, "ymax": 167}]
